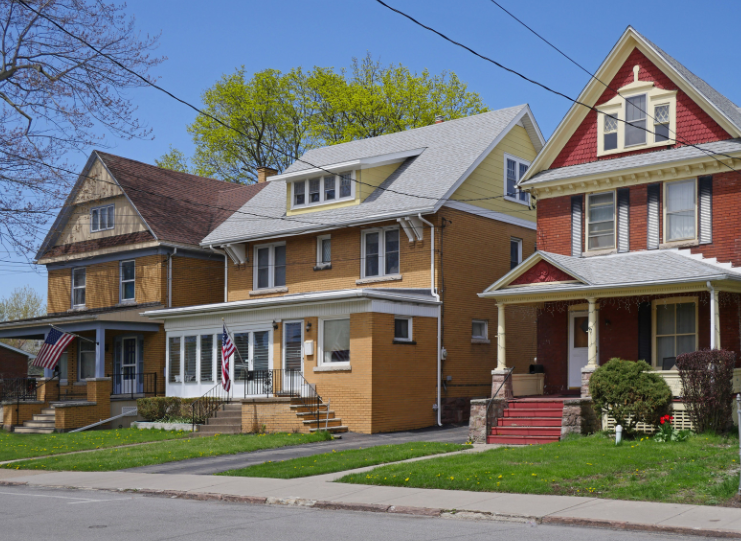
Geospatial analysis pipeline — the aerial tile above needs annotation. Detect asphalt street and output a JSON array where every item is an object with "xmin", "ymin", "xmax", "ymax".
[
  {"xmin": 126, "ymin": 424, "xmax": 471, "ymax": 475},
  {"xmin": 0, "ymin": 485, "xmax": 711, "ymax": 541}
]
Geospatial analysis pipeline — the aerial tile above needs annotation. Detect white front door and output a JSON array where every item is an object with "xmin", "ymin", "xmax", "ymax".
[{"xmin": 568, "ymin": 311, "xmax": 589, "ymax": 388}]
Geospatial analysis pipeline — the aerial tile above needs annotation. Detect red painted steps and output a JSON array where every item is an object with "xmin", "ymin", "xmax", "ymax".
[{"xmin": 487, "ymin": 398, "xmax": 565, "ymax": 445}]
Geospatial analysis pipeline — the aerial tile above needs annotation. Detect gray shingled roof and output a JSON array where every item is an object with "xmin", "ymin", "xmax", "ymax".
[
  {"xmin": 522, "ymin": 139, "xmax": 741, "ymax": 186},
  {"xmin": 202, "ymin": 106, "xmax": 533, "ymax": 245},
  {"xmin": 483, "ymin": 249, "xmax": 741, "ymax": 298}
]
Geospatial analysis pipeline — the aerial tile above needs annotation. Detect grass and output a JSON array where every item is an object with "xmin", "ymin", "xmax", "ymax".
[
  {"xmin": 0, "ymin": 428, "xmax": 189, "ymax": 461},
  {"xmin": 2, "ymin": 431, "xmax": 333, "ymax": 472},
  {"xmin": 218, "ymin": 442, "xmax": 469, "ymax": 479},
  {"xmin": 339, "ymin": 433, "xmax": 741, "ymax": 506}
]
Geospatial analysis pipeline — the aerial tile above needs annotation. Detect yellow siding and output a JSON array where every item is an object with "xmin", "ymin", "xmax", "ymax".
[{"xmin": 451, "ymin": 125, "xmax": 538, "ymax": 222}]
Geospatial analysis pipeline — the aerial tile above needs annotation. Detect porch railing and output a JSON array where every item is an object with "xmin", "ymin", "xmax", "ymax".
[
  {"xmin": 0, "ymin": 377, "xmax": 38, "ymax": 402},
  {"xmin": 107, "ymin": 371, "xmax": 159, "ymax": 399}
]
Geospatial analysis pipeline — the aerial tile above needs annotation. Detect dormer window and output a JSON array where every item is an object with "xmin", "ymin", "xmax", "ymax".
[
  {"xmin": 291, "ymin": 171, "xmax": 355, "ymax": 209},
  {"xmin": 603, "ymin": 114, "xmax": 618, "ymax": 151},
  {"xmin": 625, "ymin": 95, "xmax": 647, "ymax": 147},
  {"xmin": 654, "ymin": 104, "xmax": 670, "ymax": 142}
]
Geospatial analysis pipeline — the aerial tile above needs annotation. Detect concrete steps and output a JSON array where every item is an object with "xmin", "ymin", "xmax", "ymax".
[
  {"xmin": 488, "ymin": 399, "xmax": 564, "ymax": 445},
  {"xmin": 11, "ymin": 405, "xmax": 57, "ymax": 434},
  {"xmin": 198, "ymin": 403, "xmax": 242, "ymax": 436}
]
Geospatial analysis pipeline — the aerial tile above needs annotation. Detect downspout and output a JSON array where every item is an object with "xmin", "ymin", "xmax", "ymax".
[
  {"xmin": 167, "ymin": 247, "xmax": 177, "ymax": 308},
  {"xmin": 209, "ymin": 245, "xmax": 228, "ymax": 303},
  {"xmin": 417, "ymin": 213, "xmax": 442, "ymax": 427}
]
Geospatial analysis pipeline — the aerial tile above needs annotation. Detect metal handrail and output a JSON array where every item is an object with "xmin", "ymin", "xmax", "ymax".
[
  {"xmin": 107, "ymin": 371, "xmax": 159, "ymax": 398},
  {"xmin": 484, "ymin": 367, "xmax": 514, "ymax": 433},
  {"xmin": 190, "ymin": 381, "xmax": 232, "ymax": 432}
]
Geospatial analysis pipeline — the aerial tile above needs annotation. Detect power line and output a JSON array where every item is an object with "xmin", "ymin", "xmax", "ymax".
[{"xmin": 375, "ymin": 0, "xmax": 741, "ymax": 177}]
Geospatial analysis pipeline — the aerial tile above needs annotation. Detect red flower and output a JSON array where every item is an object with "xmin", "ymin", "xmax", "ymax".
[{"xmin": 660, "ymin": 419, "xmax": 665, "ymax": 424}]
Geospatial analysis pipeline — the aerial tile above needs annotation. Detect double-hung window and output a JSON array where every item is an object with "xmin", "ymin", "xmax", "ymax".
[
  {"xmin": 292, "ymin": 171, "xmax": 354, "ymax": 209},
  {"xmin": 254, "ymin": 243, "xmax": 286, "ymax": 289},
  {"xmin": 586, "ymin": 192, "xmax": 615, "ymax": 250},
  {"xmin": 603, "ymin": 114, "xmax": 618, "ymax": 151},
  {"xmin": 504, "ymin": 155, "xmax": 530, "ymax": 205},
  {"xmin": 120, "ymin": 260, "xmax": 135, "ymax": 303},
  {"xmin": 625, "ymin": 94, "xmax": 647, "ymax": 147},
  {"xmin": 362, "ymin": 227, "xmax": 399, "ymax": 278},
  {"xmin": 72, "ymin": 268, "xmax": 86, "ymax": 307},
  {"xmin": 664, "ymin": 179, "xmax": 696, "ymax": 242},
  {"xmin": 510, "ymin": 238, "xmax": 522, "ymax": 270},
  {"xmin": 78, "ymin": 339, "xmax": 96, "ymax": 381},
  {"xmin": 316, "ymin": 235, "xmax": 331, "ymax": 267},
  {"xmin": 655, "ymin": 299, "xmax": 697, "ymax": 369},
  {"xmin": 321, "ymin": 318, "xmax": 350, "ymax": 364},
  {"xmin": 91, "ymin": 204, "xmax": 114, "ymax": 232}
]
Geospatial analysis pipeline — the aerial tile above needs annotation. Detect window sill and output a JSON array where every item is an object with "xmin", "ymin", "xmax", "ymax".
[
  {"xmin": 68, "ymin": 306, "xmax": 87, "ymax": 312},
  {"xmin": 393, "ymin": 339, "xmax": 416, "ymax": 345},
  {"xmin": 249, "ymin": 286, "xmax": 288, "ymax": 296},
  {"xmin": 313, "ymin": 364, "xmax": 351, "ymax": 373},
  {"xmin": 581, "ymin": 248, "xmax": 617, "ymax": 258},
  {"xmin": 471, "ymin": 338, "xmax": 491, "ymax": 344},
  {"xmin": 313, "ymin": 263, "xmax": 332, "ymax": 271},
  {"xmin": 659, "ymin": 239, "xmax": 699, "ymax": 250},
  {"xmin": 73, "ymin": 382, "xmax": 87, "ymax": 387},
  {"xmin": 503, "ymin": 196, "xmax": 530, "ymax": 206},
  {"xmin": 596, "ymin": 138, "xmax": 673, "ymax": 158},
  {"xmin": 356, "ymin": 273, "xmax": 402, "ymax": 285}
]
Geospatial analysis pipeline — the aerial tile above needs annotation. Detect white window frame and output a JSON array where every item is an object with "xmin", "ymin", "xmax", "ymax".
[
  {"xmin": 90, "ymin": 204, "xmax": 115, "ymax": 232},
  {"xmin": 651, "ymin": 297, "xmax": 698, "ymax": 369},
  {"xmin": 624, "ymin": 93, "xmax": 648, "ymax": 148},
  {"xmin": 77, "ymin": 338, "xmax": 96, "ymax": 382},
  {"xmin": 360, "ymin": 226, "xmax": 401, "ymax": 279},
  {"xmin": 253, "ymin": 242, "xmax": 287, "ymax": 290},
  {"xmin": 585, "ymin": 190, "xmax": 616, "ymax": 252},
  {"xmin": 318, "ymin": 317, "xmax": 351, "ymax": 367},
  {"xmin": 472, "ymin": 320, "xmax": 489, "ymax": 340},
  {"xmin": 393, "ymin": 317, "xmax": 413, "ymax": 343},
  {"xmin": 510, "ymin": 237, "xmax": 523, "ymax": 270},
  {"xmin": 503, "ymin": 153, "xmax": 531, "ymax": 206},
  {"xmin": 316, "ymin": 235, "xmax": 331, "ymax": 268},
  {"xmin": 603, "ymin": 113, "xmax": 618, "ymax": 151},
  {"xmin": 290, "ymin": 171, "xmax": 355, "ymax": 210},
  {"xmin": 71, "ymin": 267, "xmax": 86, "ymax": 308},
  {"xmin": 119, "ymin": 260, "xmax": 135, "ymax": 303},
  {"xmin": 653, "ymin": 103, "xmax": 671, "ymax": 143},
  {"xmin": 663, "ymin": 178, "xmax": 697, "ymax": 244}
]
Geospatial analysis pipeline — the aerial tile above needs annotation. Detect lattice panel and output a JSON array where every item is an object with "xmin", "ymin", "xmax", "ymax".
[{"xmin": 603, "ymin": 403, "xmax": 693, "ymax": 434}]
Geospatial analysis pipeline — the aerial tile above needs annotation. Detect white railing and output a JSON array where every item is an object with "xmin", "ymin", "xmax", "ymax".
[{"xmin": 655, "ymin": 367, "xmax": 741, "ymax": 396}]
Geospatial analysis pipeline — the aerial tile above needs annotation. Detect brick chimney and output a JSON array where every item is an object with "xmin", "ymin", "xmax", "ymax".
[
  {"xmin": 257, "ymin": 166, "xmax": 278, "ymax": 183},
  {"xmin": 434, "ymin": 115, "xmax": 445, "ymax": 124}
]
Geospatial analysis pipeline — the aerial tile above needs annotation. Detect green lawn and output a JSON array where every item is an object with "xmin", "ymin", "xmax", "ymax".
[
  {"xmin": 339, "ymin": 433, "xmax": 740, "ymax": 506},
  {"xmin": 219, "ymin": 442, "xmax": 469, "ymax": 479},
  {"xmin": 3, "ymin": 431, "xmax": 332, "ymax": 471},
  {"xmin": 0, "ymin": 428, "xmax": 189, "ymax": 461}
]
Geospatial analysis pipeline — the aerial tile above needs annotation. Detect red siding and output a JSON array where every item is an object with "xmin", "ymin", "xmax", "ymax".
[
  {"xmin": 690, "ymin": 171, "xmax": 741, "ymax": 266},
  {"xmin": 0, "ymin": 347, "xmax": 29, "ymax": 378},
  {"xmin": 551, "ymin": 48, "xmax": 730, "ymax": 169}
]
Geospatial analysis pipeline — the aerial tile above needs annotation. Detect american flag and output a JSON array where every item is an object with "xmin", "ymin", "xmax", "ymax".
[
  {"xmin": 221, "ymin": 324, "xmax": 235, "ymax": 392},
  {"xmin": 33, "ymin": 327, "xmax": 75, "ymax": 370}
]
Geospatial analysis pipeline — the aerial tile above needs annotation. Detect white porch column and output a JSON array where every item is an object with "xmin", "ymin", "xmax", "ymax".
[
  {"xmin": 587, "ymin": 297, "xmax": 599, "ymax": 368},
  {"xmin": 709, "ymin": 283, "xmax": 721, "ymax": 349},
  {"xmin": 496, "ymin": 303, "xmax": 506, "ymax": 370}
]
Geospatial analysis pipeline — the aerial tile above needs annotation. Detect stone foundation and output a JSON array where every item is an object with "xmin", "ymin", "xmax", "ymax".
[
  {"xmin": 561, "ymin": 397, "xmax": 600, "ymax": 438},
  {"xmin": 468, "ymin": 398, "xmax": 505, "ymax": 444},
  {"xmin": 491, "ymin": 370, "xmax": 514, "ymax": 399},
  {"xmin": 441, "ymin": 396, "xmax": 485, "ymax": 425},
  {"xmin": 580, "ymin": 366, "xmax": 597, "ymax": 398}
]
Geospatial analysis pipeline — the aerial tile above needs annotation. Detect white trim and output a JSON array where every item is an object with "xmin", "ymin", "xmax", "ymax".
[
  {"xmin": 435, "ymin": 106, "xmax": 544, "ymax": 212},
  {"xmin": 651, "ymin": 296, "xmax": 699, "ymax": 368},
  {"xmin": 253, "ymin": 241, "xmax": 286, "ymax": 290},
  {"xmin": 510, "ymin": 237, "xmax": 523, "ymax": 269},
  {"xmin": 361, "ymin": 226, "xmax": 400, "ymax": 279},
  {"xmin": 290, "ymin": 171, "xmax": 356, "ymax": 210},
  {"xmin": 503, "ymin": 153, "xmax": 531, "ymax": 205},
  {"xmin": 393, "ymin": 316, "xmax": 413, "ymax": 342},
  {"xmin": 71, "ymin": 267, "xmax": 86, "ymax": 308},
  {"xmin": 77, "ymin": 336, "xmax": 96, "ymax": 382},
  {"xmin": 442, "ymin": 201, "xmax": 536, "ymax": 230},
  {"xmin": 316, "ymin": 234, "xmax": 331, "ymax": 266},
  {"xmin": 585, "ymin": 190, "xmax": 617, "ymax": 252},
  {"xmin": 663, "ymin": 178, "xmax": 698, "ymax": 243},
  {"xmin": 318, "ymin": 316, "xmax": 351, "ymax": 367},
  {"xmin": 282, "ymin": 320, "xmax": 304, "ymax": 374},
  {"xmin": 369, "ymin": 300, "xmax": 439, "ymax": 318},
  {"xmin": 472, "ymin": 319, "xmax": 488, "ymax": 340},
  {"xmin": 119, "ymin": 260, "xmax": 136, "ymax": 304}
]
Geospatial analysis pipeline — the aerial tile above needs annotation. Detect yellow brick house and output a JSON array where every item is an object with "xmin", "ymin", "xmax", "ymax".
[{"xmin": 144, "ymin": 106, "xmax": 546, "ymax": 434}]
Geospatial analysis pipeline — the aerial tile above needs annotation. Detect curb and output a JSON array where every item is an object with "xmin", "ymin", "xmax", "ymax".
[{"xmin": 2, "ymin": 480, "xmax": 740, "ymax": 538}]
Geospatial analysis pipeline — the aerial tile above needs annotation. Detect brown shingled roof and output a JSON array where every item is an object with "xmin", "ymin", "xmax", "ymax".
[{"xmin": 96, "ymin": 152, "xmax": 266, "ymax": 246}]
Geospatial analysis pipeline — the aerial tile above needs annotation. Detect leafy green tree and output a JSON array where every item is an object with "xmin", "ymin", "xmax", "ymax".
[
  {"xmin": 0, "ymin": 285, "xmax": 46, "ymax": 356},
  {"xmin": 155, "ymin": 146, "xmax": 191, "ymax": 173},
  {"xmin": 158, "ymin": 55, "xmax": 487, "ymax": 183}
]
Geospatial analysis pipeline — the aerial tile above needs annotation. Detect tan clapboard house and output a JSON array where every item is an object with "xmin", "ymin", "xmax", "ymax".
[
  {"xmin": 144, "ymin": 106, "xmax": 545, "ymax": 434},
  {"xmin": 0, "ymin": 152, "xmax": 264, "ymax": 432}
]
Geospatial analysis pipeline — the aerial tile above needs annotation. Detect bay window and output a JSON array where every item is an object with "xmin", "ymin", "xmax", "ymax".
[
  {"xmin": 586, "ymin": 191, "xmax": 615, "ymax": 250},
  {"xmin": 362, "ymin": 227, "xmax": 399, "ymax": 278},
  {"xmin": 664, "ymin": 179, "xmax": 696, "ymax": 242}
]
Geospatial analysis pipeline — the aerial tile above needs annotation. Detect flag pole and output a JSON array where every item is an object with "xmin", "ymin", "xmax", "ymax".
[
  {"xmin": 49, "ymin": 324, "xmax": 96, "ymax": 345},
  {"xmin": 223, "ymin": 318, "xmax": 247, "ymax": 400}
]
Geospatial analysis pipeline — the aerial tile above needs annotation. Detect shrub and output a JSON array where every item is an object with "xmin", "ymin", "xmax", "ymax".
[
  {"xmin": 136, "ymin": 397, "xmax": 199, "ymax": 422},
  {"xmin": 589, "ymin": 358, "xmax": 672, "ymax": 435},
  {"xmin": 676, "ymin": 349, "xmax": 736, "ymax": 434}
]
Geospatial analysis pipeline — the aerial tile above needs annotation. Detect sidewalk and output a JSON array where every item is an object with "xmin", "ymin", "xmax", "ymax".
[{"xmin": 2, "ymin": 466, "xmax": 741, "ymax": 538}]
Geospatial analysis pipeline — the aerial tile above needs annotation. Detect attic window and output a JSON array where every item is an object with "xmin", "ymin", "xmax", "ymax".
[
  {"xmin": 291, "ymin": 171, "xmax": 355, "ymax": 209},
  {"xmin": 91, "ymin": 204, "xmax": 114, "ymax": 232}
]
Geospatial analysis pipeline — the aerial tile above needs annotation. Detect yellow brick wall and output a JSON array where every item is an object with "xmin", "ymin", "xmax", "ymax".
[
  {"xmin": 241, "ymin": 399, "xmax": 309, "ymax": 434},
  {"xmin": 171, "ymin": 256, "xmax": 224, "ymax": 307},
  {"xmin": 47, "ymin": 269, "xmax": 71, "ymax": 314},
  {"xmin": 3, "ymin": 401, "xmax": 45, "ymax": 430},
  {"xmin": 135, "ymin": 255, "xmax": 167, "ymax": 305},
  {"xmin": 227, "ymin": 221, "xmax": 432, "ymax": 302},
  {"xmin": 55, "ymin": 378, "xmax": 112, "ymax": 430}
]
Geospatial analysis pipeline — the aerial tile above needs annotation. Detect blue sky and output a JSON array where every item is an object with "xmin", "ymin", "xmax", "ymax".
[{"xmin": 3, "ymin": 0, "xmax": 740, "ymax": 299}]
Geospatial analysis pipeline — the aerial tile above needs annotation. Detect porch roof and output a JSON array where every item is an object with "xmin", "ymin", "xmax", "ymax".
[
  {"xmin": 0, "ymin": 303, "xmax": 164, "ymax": 339},
  {"xmin": 481, "ymin": 249, "xmax": 741, "ymax": 302},
  {"xmin": 142, "ymin": 288, "xmax": 440, "ymax": 320}
]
